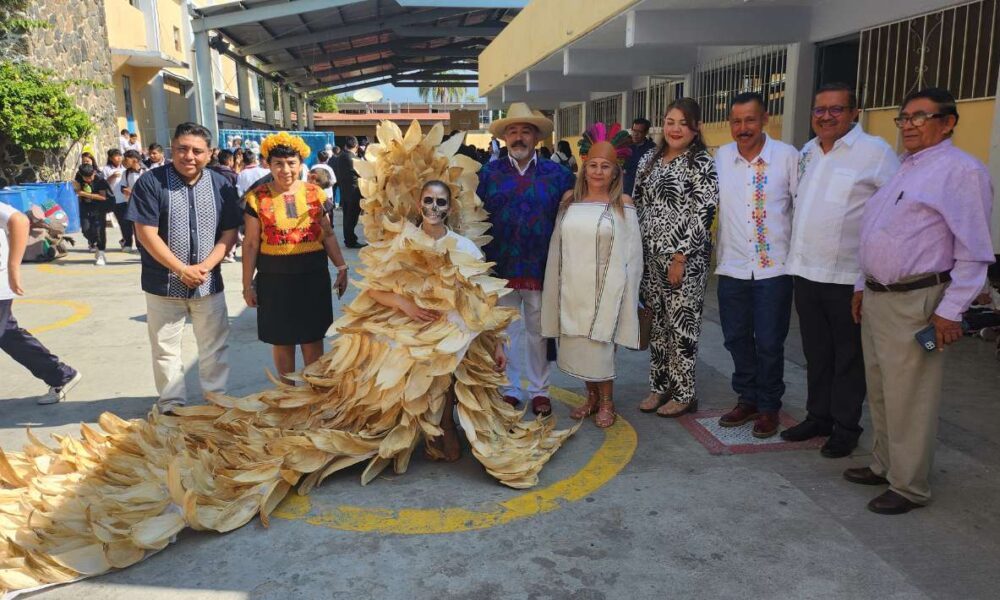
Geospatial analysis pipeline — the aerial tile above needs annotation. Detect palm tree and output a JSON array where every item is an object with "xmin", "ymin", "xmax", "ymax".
[{"xmin": 417, "ymin": 85, "xmax": 469, "ymax": 104}]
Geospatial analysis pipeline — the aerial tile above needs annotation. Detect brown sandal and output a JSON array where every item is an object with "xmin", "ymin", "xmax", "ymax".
[
  {"xmin": 570, "ymin": 386, "xmax": 599, "ymax": 420},
  {"xmin": 638, "ymin": 392, "xmax": 667, "ymax": 413},
  {"xmin": 656, "ymin": 398, "xmax": 698, "ymax": 418},
  {"xmin": 595, "ymin": 398, "xmax": 616, "ymax": 428}
]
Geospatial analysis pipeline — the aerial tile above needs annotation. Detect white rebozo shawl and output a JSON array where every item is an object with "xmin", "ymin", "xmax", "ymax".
[{"xmin": 541, "ymin": 203, "xmax": 644, "ymax": 349}]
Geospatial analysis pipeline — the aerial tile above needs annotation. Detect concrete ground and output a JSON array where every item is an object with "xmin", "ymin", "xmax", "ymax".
[{"xmin": 3, "ymin": 219, "xmax": 1000, "ymax": 600}]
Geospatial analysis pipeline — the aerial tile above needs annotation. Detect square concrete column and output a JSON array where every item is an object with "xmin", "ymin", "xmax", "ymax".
[
  {"xmin": 263, "ymin": 79, "xmax": 276, "ymax": 127},
  {"xmin": 193, "ymin": 30, "xmax": 218, "ymax": 140},
  {"xmin": 280, "ymin": 87, "xmax": 292, "ymax": 129},
  {"xmin": 306, "ymin": 100, "xmax": 315, "ymax": 130},
  {"xmin": 150, "ymin": 72, "xmax": 171, "ymax": 146},
  {"xmin": 782, "ymin": 42, "xmax": 816, "ymax": 148},
  {"xmin": 236, "ymin": 59, "xmax": 252, "ymax": 124}
]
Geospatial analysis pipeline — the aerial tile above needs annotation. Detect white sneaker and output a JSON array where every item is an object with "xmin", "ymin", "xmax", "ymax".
[
  {"xmin": 95, "ymin": 251, "xmax": 106, "ymax": 266},
  {"xmin": 39, "ymin": 371, "xmax": 82, "ymax": 405},
  {"xmin": 222, "ymin": 254, "xmax": 235, "ymax": 263}
]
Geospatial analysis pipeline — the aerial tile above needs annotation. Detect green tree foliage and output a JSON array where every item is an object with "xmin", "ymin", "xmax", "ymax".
[
  {"xmin": 313, "ymin": 94, "xmax": 353, "ymax": 113},
  {"xmin": 0, "ymin": 61, "xmax": 93, "ymax": 150}
]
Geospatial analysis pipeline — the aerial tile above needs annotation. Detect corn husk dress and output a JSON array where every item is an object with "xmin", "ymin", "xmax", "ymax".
[{"xmin": 0, "ymin": 121, "xmax": 578, "ymax": 596}]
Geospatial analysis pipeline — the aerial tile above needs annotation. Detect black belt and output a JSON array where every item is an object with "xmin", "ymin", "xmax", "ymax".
[{"xmin": 865, "ymin": 272, "xmax": 951, "ymax": 293}]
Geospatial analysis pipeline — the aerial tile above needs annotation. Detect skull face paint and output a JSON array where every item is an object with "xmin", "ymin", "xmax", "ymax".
[{"xmin": 420, "ymin": 187, "xmax": 451, "ymax": 225}]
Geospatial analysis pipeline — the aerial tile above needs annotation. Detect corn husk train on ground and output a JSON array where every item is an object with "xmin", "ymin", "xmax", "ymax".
[{"xmin": 0, "ymin": 120, "xmax": 578, "ymax": 595}]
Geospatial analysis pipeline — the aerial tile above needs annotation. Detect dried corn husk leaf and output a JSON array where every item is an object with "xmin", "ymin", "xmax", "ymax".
[{"xmin": 0, "ymin": 120, "xmax": 576, "ymax": 596}]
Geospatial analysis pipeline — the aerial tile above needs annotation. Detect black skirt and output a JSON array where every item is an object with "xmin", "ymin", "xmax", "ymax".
[{"xmin": 255, "ymin": 252, "xmax": 333, "ymax": 345}]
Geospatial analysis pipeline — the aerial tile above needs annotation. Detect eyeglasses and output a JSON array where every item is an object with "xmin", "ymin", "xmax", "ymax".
[
  {"xmin": 422, "ymin": 196, "xmax": 449, "ymax": 207},
  {"xmin": 812, "ymin": 105, "xmax": 848, "ymax": 117},
  {"xmin": 893, "ymin": 112, "xmax": 945, "ymax": 128}
]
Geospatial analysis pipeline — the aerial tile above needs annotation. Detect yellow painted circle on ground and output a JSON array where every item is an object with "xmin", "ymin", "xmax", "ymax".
[
  {"xmin": 19, "ymin": 299, "xmax": 92, "ymax": 334},
  {"xmin": 272, "ymin": 386, "xmax": 637, "ymax": 534}
]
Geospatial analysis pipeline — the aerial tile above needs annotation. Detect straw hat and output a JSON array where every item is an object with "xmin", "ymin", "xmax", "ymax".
[{"xmin": 489, "ymin": 102, "xmax": 554, "ymax": 138}]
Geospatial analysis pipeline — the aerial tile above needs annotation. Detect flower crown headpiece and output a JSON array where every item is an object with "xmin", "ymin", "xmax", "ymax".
[
  {"xmin": 259, "ymin": 131, "xmax": 312, "ymax": 160},
  {"xmin": 577, "ymin": 122, "xmax": 633, "ymax": 165}
]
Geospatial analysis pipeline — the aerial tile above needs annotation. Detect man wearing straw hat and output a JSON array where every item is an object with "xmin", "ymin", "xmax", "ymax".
[{"xmin": 477, "ymin": 102, "xmax": 575, "ymax": 417}]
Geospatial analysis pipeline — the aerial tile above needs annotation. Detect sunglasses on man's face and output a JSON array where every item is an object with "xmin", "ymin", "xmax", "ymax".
[{"xmin": 422, "ymin": 196, "xmax": 449, "ymax": 207}]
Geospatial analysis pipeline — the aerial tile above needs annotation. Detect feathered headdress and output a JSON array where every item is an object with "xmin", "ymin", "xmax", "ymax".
[{"xmin": 578, "ymin": 122, "xmax": 633, "ymax": 164}]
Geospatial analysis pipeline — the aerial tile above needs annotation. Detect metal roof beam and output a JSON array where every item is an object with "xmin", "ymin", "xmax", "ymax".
[
  {"xmin": 393, "ymin": 24, "xmax": 504, "ymax": 37},
  {"xmin": 393, "ymin": 74, "xmax": 478, "ymax": 81},
  {"xmin": 311, "ymin": 76, "xmax": 398, "ymax": 98},
  {"xmin": 192, "ymin": 0, "xmax": 361, "ymax": 33},
  {"xmin": 236, "ymin": 8, "xmax": 469, "ymax": 57},
  {"xmin": 392, "ymin": 81, "xmax": 478, "ymax": 87},
  {"xmin": 264, "ymin": 40, "xmax": 480, "ymax": 75},
  {"xmin": 392, "ymin": 47, "xmax": 482, "ymax": 57},
  {"xmin": 395, "ymin": 1, "xmax": 527, "ymax": 7},
  {"xmin": 288, "ymin": 58, "xmax": 475, "ymax": 86}
]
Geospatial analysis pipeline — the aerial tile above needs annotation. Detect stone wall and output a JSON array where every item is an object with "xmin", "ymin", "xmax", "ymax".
[{"xmin": 0, "ymin": 0, "xmax": 118, "ymax": 186}]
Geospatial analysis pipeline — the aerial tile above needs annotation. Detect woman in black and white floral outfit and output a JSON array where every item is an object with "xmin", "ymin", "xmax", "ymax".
[{"xmin": 633, "ymin": 98, "xmax": 719, "ymax": 417}]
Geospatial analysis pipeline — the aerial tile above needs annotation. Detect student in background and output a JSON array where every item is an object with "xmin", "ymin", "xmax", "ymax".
[
  {"xmin": 117, "ymin": 149, "xmax": 145, "ymax": 253},
  {"xmin": 0, "ymin": 200, "xmax": 82, "ymax": 404},
  {"xmin": 74, "ymin": 164, "xmax": 113, "ymax": 266}
]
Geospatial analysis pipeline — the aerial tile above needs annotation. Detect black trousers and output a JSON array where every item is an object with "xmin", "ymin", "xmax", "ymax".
[
  {"xmin": 0, "ymin": 299, "xmax": 77, "ymax": 387},
  {"xmin": 793, "ymin": 276, "xmax": 866, "ymax": 438},
  {"xmin": 113, "ymin": 203, "xmax": 134, "ymax": 248},
  {"xmin": 342, "ymin": 193, "xmax": 361, "ymax": 245},
  {"xmin": 86, "ymin": 211, "xmax": 107, "ymax": 251}
]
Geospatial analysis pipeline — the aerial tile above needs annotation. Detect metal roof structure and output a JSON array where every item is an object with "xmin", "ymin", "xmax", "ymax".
[{"xmin": 190, "ymin": 0, "xmax": 525, "ymax": 99}]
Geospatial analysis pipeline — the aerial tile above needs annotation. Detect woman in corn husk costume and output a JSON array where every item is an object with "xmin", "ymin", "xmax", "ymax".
[{"xmin": 0, "ymin": 121, "xmax": 578, "ymax": 595}]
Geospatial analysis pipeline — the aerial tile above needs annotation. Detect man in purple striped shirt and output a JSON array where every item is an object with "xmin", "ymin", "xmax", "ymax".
[{"xmin": 846, "ymin": 88, "xmax": 995, "ymax": 515}]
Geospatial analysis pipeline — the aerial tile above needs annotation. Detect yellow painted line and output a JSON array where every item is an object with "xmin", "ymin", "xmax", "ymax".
[
  {"xmin": 273, "ymin": 386, "xmax": 637, "ymax": 534},
  {"xmin": 37, "ymin": 262, "xmax": 136, "ymax": 276},
  {"xmin": 20, "ymin": 299, "xmax": 92, "ymax": 334}
]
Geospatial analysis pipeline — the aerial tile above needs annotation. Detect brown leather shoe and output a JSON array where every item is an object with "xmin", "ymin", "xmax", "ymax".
[
  {"xmin": 867, "ymin": 490, "xmax": 924, "ymax": 515},
  {"xmin": 843, "ymin": 467, "xmax": 889, "ymax": 486},
  {"xmin": 656, "ymin": 399, "xmax": 698, "ymax": 418},
  {"xmin": 718, "ymin": 403, "xmax": 759, "ymax": 427},
  {"xmin": 752, "ymin": 412, "xmax": 779, "ymax": 438},
  {"xmin": 502, "ymin": 395, "xmax": 520, "ymax": 408},
  {"xmin": 531, "ymin": 396, "xmax": 552, "ymax": 416}
]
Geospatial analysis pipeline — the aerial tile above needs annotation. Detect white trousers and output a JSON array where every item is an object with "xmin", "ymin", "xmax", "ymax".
[
  {"xmin": 498, "ymin": 289, "xmax": 550, "ymax": 399},
  {"xmin": 145, "ymin": 292, "xmax": 230, "ymax": 408}
]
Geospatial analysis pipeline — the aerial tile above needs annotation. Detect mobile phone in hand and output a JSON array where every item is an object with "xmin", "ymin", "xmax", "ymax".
[
  {"xmin": 915, "ymin": 321, "xmax": 969, "ymax": 352},
  {"xmin": 915, "ymin": 324, "xmax": 937, "ymax": 352}
]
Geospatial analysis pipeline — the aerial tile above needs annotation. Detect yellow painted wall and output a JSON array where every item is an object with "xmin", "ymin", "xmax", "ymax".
[
  {"xmin": 104, "ymin": 0, "xmax": 147, "ymax": 50},
  {"xmin": 220, "ymin": 54, "xmax": 240, "ymax": 97},
  {"xmin": 165, "ymin": 80, "xmax": 191, "ymax": 139},
  {"xmin": 157, "ymin": 0, "xmax": 186, "ymax": 64},
  {"xmin": 862, "ymin": 99, "xmax": 994, "ymax": 163},
  {"xmin": 113, "ymin": 65, "xmax": 160, "ymax": 145},
  {"xmin": 479, "ymin": 0, "xmax": 642, "ymax": 95}
]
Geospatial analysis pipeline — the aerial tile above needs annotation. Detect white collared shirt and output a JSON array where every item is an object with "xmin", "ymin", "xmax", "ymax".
[
  {"xmin": 714, "ymin": 135, "xmax": 799, "ymax": 280},
  {"xmin": 787, "ymin": 124, "xmax": 900, "ymax": 285},
  {"xmin": 509, "ymin": 152, "xmax": 538, "ymax": 176}
]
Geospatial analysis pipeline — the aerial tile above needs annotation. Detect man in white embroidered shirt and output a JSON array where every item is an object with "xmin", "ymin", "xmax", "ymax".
[
  {"xmin": 781, "ymin": 83, "xmax": 900, "ymax": 457},
  {"xmin": 714, "ymin": 92, "xmax": 799, "ymax": 439}
]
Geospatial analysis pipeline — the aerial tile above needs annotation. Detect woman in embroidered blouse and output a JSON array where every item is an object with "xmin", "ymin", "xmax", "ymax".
[
  {"xmin": 541, "ymin": 141, "xmax": 644, "ymax": 428},
  {"xmin": 242, "ymin": 133, "xmax": 349, "ymax": 383},
  {"xmin": 633, "ymin": 98, "xmax": 720, "ymax": 417}
]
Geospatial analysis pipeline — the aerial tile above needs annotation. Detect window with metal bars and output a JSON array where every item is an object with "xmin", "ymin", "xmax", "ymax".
[
  {"xmin": 692, "ymin": 46, "xmax": 787, "ymax": 124},
  {"xmin": 858, "ymin": 0, "xmax": 999, "ymax": 109},
  {"xmin": 589, "ymin": 95, "xmax": 622, "ymax": 126},
  {"xmin": 649, "ymin": 80, "xmax": 685, "ymax": 121},
  {"xmin": 559, "ymin": 104, "xmax": 583, "ymax": 136},
  {"xmin": 631, "ymin": 88, "xmax": 648, "ymax": 121}
]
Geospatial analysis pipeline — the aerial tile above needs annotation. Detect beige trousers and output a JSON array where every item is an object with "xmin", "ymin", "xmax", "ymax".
[
  {"xmin": 861, "ymin": 283, "xmax": 947, "ymax": 504},
  {"xmin": 145, "ymin": 292, "xmax": 230, "ymax": 408}
]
